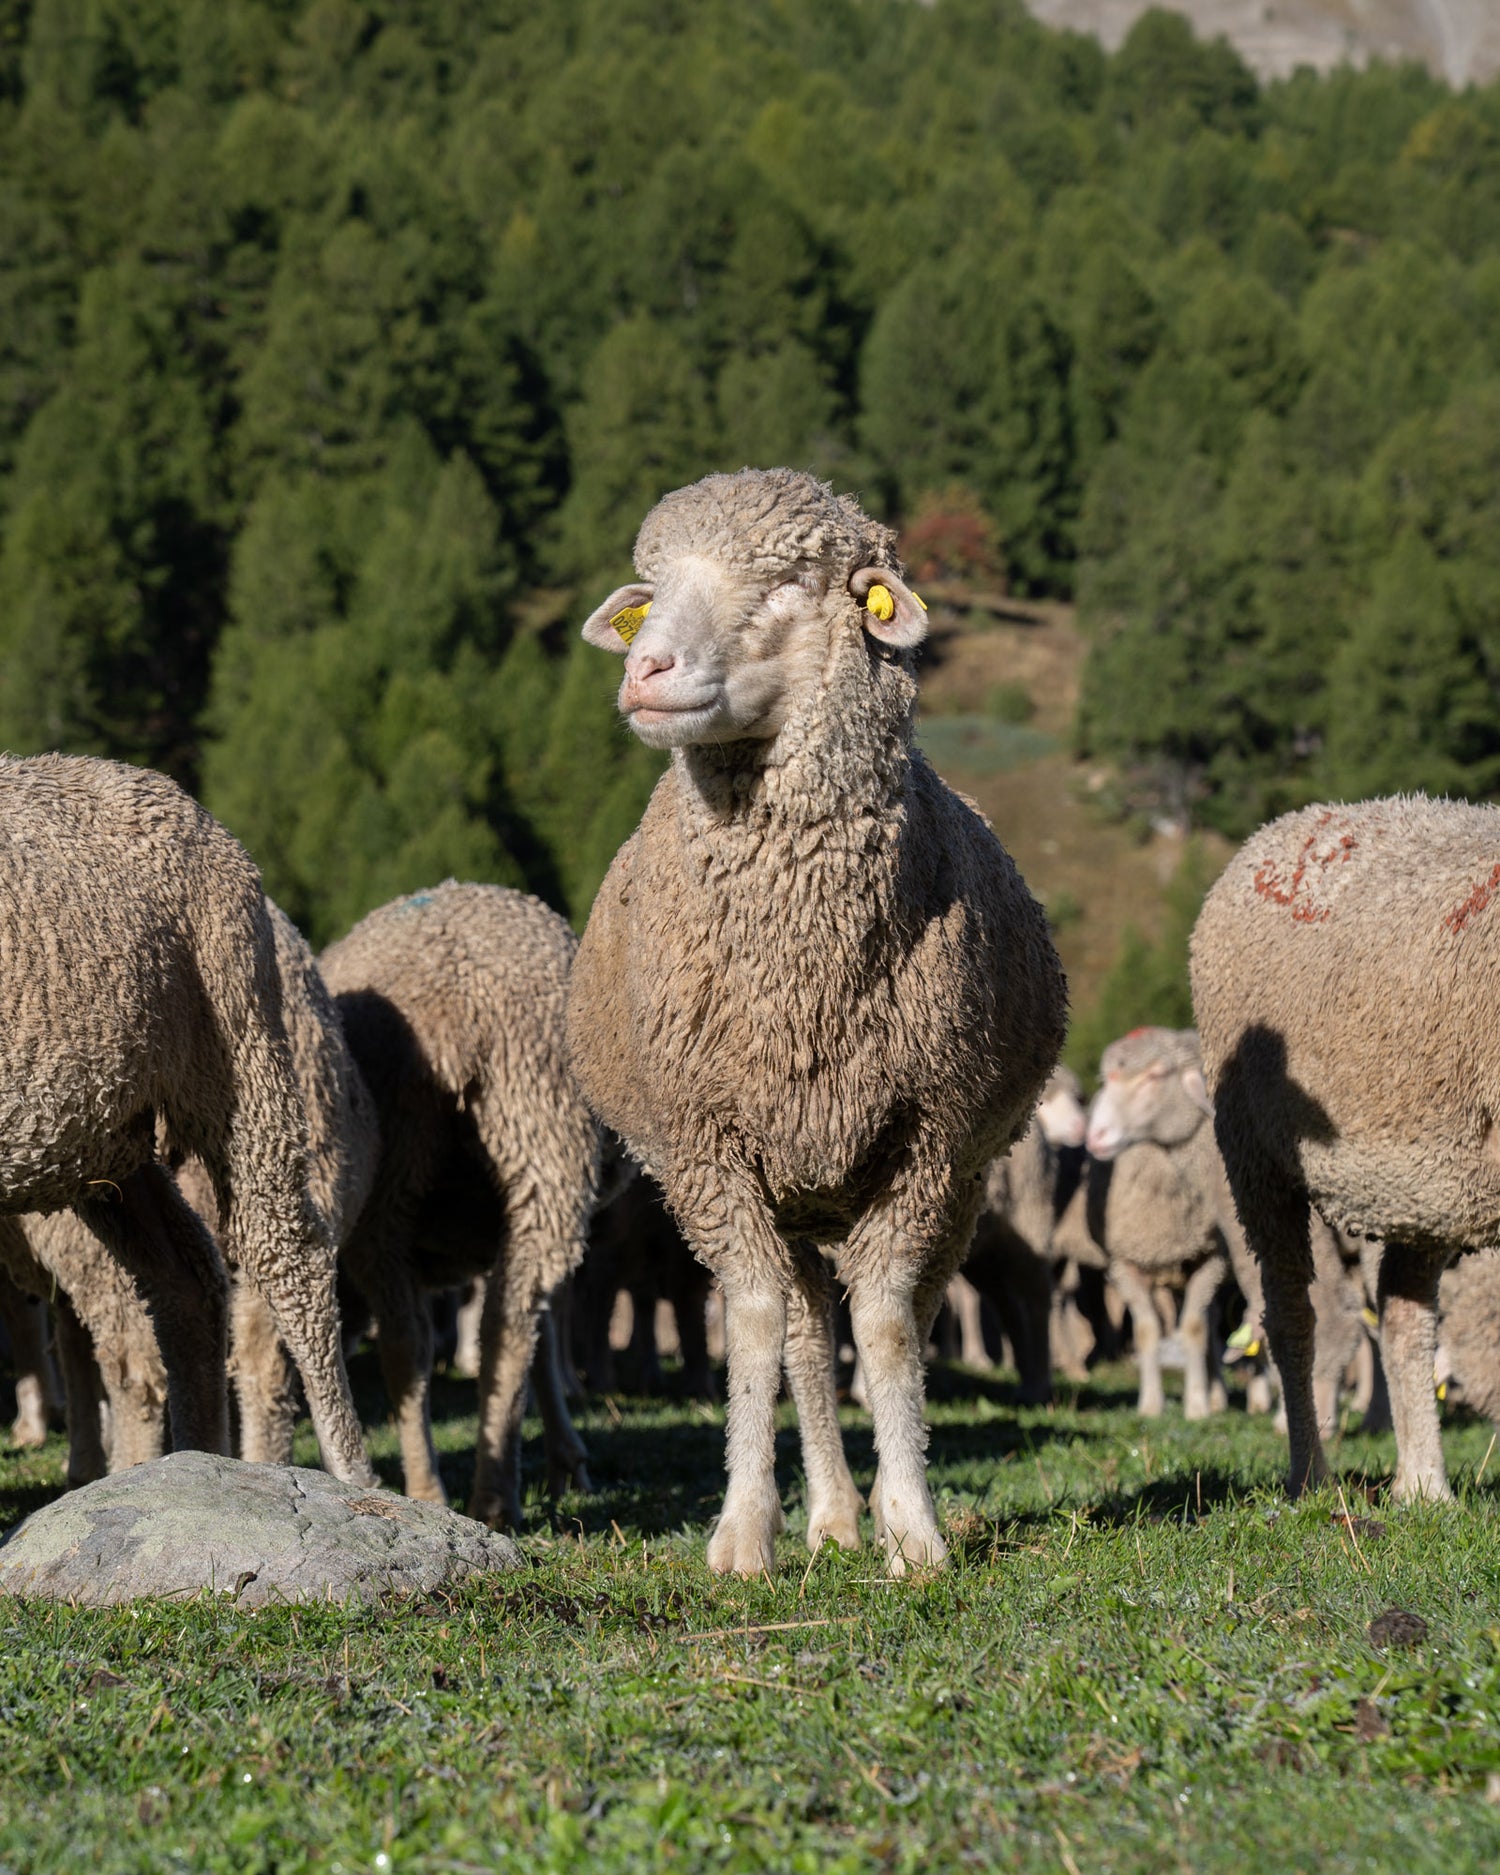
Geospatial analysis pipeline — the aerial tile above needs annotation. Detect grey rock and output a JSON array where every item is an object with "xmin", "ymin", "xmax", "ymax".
[{"xmin": 0, "ymin": 1451, "xmax": 523, "ymax": 1607}]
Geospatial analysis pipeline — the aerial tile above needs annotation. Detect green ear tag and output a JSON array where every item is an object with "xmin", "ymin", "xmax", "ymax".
[{"xmin": 610, "ymin": 601, "xmax": 651, "ymax": 645}]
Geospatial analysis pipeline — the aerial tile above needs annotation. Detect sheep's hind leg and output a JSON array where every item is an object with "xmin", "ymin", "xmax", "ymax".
[
  {"xmin": 532, "ymin": 1306, "xmax": 592, "ymax": 1499},
  {"xmin": 51, "ymin": 1291, "xmax": 109, "ymax": 1484},
  {"xmin": 784, "ymin": 1245, "xmax": 862, "ymax": 1554},
  {"xmin": 1217, "ymin": 1140, "xmax": 1327, "ymax": 1496},
  {"xmin": 1375, "ymin": 1241, "xmax": 1451, "ymax": 1503},
  {"xmin": 229, "ymin": 1274, "xmax": 300, "ymax": 1465},
  {"xmin": 78, "ymin": 1166, "xmax": 232, "ymax": 1458}
]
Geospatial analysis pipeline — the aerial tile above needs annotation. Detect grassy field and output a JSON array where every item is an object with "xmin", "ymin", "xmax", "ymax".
[{"xmin": 4, "ymin": 1355, "xmax": 1500, "ymax": 1873}]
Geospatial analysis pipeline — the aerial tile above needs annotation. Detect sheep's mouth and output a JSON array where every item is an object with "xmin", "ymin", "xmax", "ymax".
[{"xmin": 623, "ymin": 694, "xmax": 730, "ymax": 746}]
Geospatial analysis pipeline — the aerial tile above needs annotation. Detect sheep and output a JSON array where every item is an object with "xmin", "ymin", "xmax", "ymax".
[
  {"xmin": 319, "ymin": 880, "xmax": 601, "ymax": 1529},
  {"xmin": 1082, "ymin": 1028, "xmax": 1247, "ymax": 1420},
  {"xmin": 188, "ymin": 900, "xmax": 382, "ymax": 1468},
  {"xmin": 0, "ymin": 898, "xmax": 378, "ymax": 1485},
  {"xmin": 0, "ymin": 1211, "xmax": 166, "ymax": 1483},
  {"xmin": 1189, "ymin": 795, "xmax": 1500, "ymax": 1501},
  {"xmin": 0, "ymin": 1266, "xmax": 63, "ymax": 1448},
  {"xmin": 566, "ymin": 467, "xmax": 1067, "ymax": 1576},
  {"xmin": 0, "ymin": 753, "xmax": 372, "ymax": 1484},
  {"xmin": 1082, "ymin": 1025, "xmax": 1367, "ymax": 1427},
  {"xmin": 961, "ymin": 1066, "xmax": 1088, "ymax": 1402},
  {"xmin": 1435, "ymin": 1249, "xmax": 1500, "ymax": 1428},
  {"xmin": 572, "ymin": 1170, "xmax": 717, "ymax": 1399}
]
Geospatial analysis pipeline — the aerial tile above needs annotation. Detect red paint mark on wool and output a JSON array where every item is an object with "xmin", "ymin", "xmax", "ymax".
[
  {"xmin": 1444, "ymin": 861, "xmax": 1500, "ymax": 934},
  {"xmin": 1252, "ymin": 814, "xmax": 1356, "ymax": 924}
]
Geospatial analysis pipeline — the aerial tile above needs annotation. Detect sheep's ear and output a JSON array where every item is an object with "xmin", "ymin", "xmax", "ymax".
[
  {"xmin": 582, "ymin": 582, "xmax": 655, "ymax": 654},
  {"xmin": 1180, "ymin": 1064, "xmax": 1214, "ymax": 1117},
  {"xmin": 849, "ymin": 567, "xmax": 929, "ymax": 648}
]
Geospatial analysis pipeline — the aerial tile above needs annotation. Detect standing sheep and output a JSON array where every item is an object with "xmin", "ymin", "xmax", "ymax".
[
  {"xmin": 1084, "ymin": 1028, "xmax": 1244, "ymax": 1420},
  {"xmin": 567, "ymin": 468, "xmax": 1066, "ymax": 1576},
  {"xmin": 320, "ymin": 881, "xmax": 601, "ymax": 1529},
  {"xmin": 0, "ymin": 754, "xmax": 371, "ymax": 1484},
  {"xmin": 1190, "ymin": 796, "xmax": 1500, "ymax": 1501},
  {"xmin": 1083, "ymin": 1026, "xmax": 1365, "ymax": 1427}
]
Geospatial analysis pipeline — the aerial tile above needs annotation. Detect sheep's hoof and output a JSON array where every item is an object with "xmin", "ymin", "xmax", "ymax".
[
  {"xmin": 869, "ymin": 1475, "xmax": 947, "ymax": 1576},
  {"xmin": 881, "ymin": 1523, "xmax": 948, "ymax": 1578},
  {"xmin": 1391, "ymin": 1471, "xmax": 1455, "ymax": 1506},
  {"xmin": 805, "ymin": 1489, "xmax": 864, "ymax": 1554},
  {"xmin": 471, "ymin": 1492, "xmax": 523, "ymax": 1533},
  {"xmin": 706, "ymin": 1495, "xmax": 784, "ymax": 1577},
  {"xmin": 406, "ymin": 1476, "xmax": 449, "ymax": 1506},
  {"xmin": 547, "ymin": 1457, "xmax": 593, "ymax": 1497}
]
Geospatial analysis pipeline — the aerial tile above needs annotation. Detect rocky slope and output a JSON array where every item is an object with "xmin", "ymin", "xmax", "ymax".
[{"xmin": 1019, "ymin": 0, "xmax": 1500, "ymax": 87}]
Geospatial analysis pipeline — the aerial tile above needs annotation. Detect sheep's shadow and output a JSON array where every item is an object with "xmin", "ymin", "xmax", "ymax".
[{"xmin": 487, "ymin": 1379, "xmax": 1110, "ymax": 1541}]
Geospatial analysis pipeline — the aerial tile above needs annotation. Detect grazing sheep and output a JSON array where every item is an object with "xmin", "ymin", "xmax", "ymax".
[
  {"xmin": 321, "ymin": 881, "xmax": 601, "ymax": 1529},
  {"xmin": 566, "ymin": 468, "xmax": 1066, "ymax": 1576},
  {"xmin": 961, "ymin": 1066, "xmax": 1088, "ymax": 1402},
  {"xmin": 1190, "ymin": 795, "xmax": 1500, "ymax": 1501},
  {"xmin": 189, "ymin": 901, "xmax": 382, "ymax": 1468},
  {"xmin": 0, "ymin": 753, "xmax": 372, "ymax": 1484}
]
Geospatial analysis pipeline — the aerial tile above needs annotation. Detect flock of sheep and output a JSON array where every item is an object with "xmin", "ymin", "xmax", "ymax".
[{"xmin": 3, "ymin": 467, "xmax": 1500, "ymax": 1582}]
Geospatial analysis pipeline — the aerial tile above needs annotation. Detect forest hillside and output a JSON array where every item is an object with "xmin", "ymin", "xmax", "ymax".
[{"xmin": 2, "ymin": 0, "xmax": 1499, "ymax": 1046}]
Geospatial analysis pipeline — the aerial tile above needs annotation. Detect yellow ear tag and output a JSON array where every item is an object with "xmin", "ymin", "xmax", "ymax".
[
  {"xmin": 610, "ymin": 601, "xmax": 650, "ymax": 645},
  {"xmin": 914, "ymin": 591, "xmax": 928, "ymax": 612},
  {"xmin": 865, "ymin": 584, "xmax": 895, "ymax": 622}
]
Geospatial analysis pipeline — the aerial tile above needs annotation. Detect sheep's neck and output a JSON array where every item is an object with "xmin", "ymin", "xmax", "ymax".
[{"xmin": 670, "ymin": 633, "xmax": 918, "ymax": 963}]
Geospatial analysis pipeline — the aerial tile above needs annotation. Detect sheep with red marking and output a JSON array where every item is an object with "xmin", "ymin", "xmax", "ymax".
[{"xmin": 1192, "ymin": 795, "xmax": 1500, "ymax": 1501}]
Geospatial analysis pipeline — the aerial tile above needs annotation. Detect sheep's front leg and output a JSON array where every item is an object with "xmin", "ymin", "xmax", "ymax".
[
  {"xmin": 784, "ymin": 1246, "xmax": 862, "ymax": 1553},
  {"xmin": 663, "ymin": 1166, "xmax": 792, "ymax": 1575},
  {"xmin": 1179, "ymin": 1251, "xmax": 1228, "ymax": 1421},
  {"xmin": 707, "ymin": 1274, "xmax": 789, "ymax": 1575},
  {"xmin": 846, "ymin": 1176, "xmax": 982, "ymax": 1577},
  {"xmin": 1376, "ymin": 1241, "xmax": 1451, "ymax": 1503},
  {"xmin": 1110, "ymin": 1262, "xmax": 1164, "ymax": 1417}
]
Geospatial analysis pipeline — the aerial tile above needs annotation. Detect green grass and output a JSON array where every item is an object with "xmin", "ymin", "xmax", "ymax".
[{"xmin": 4, "ymin": 1357, "xmax": 1500, "ymax": 1872}]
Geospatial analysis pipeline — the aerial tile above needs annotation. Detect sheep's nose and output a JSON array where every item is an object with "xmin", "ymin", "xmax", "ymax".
[{"xmin": 626, "ymin": 647, "xmax": 676, "ymax": 682}]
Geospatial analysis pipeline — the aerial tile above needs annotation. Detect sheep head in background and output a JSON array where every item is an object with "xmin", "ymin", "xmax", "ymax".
[
  {"xmin": 1085, "ymin": 1027, "xmax": 1213, "ymax": 1161},
  {"xmin": 568, "ymin": 467, "xmax": 1067, "ymax": 1580},
  {"xmin": 581, "ymin": 466, "xmax": 928, "ymax": 752},
  {"xmin": 1035, "ymin": 1066, "xmax": 1088, "ymax": 1151}
]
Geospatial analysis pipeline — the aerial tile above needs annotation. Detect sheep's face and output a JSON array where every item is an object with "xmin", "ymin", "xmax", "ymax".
[
  {"xmin": 579, "ymin": 472, "xmax": 926, "ymax": 751},
  {"xmin": 1035, "ymin": 1067, "xmax": 1087, "ymax": 1150},
  {"xmin": 1085, "ymin": 1028, "xmax": 1212, "ymax": 1160}
]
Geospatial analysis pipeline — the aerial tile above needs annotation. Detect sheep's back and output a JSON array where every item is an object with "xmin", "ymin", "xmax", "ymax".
[
  {"xmin": 1192, "ymin": 796, "xmax": 1500, "ymax": 1246},
  {"xmin": 0, "ymin": 755, "xmax": 267, "ymax": 1209}
]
